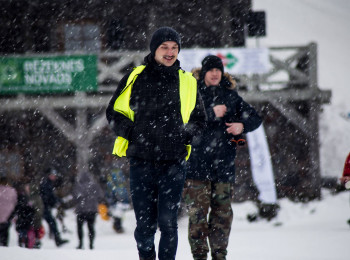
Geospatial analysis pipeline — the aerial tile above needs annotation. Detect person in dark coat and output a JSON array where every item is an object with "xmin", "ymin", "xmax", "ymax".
[
  {"xmin": 39, "ymin": 168, "xmax": 68, "ymax": 247},
  {"xmin": 72, "ymin": 171, "xmax": 103, "ymax": 250},
  {"xmin": 14, "ymin": 184, "xmax": 35, "ymax": 248},
  {"xmin": 106, "ymin": 27, "xmax": 206, "ymax": 260},
  {"xmin": 184, "ymin": 55, "xmax": 262, "ymax": 260}
]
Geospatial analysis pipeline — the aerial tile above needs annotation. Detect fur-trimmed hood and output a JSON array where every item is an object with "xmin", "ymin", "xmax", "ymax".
[{"xmin": 191, "ymin": 68, "xmax": 236, "ymax": 90}]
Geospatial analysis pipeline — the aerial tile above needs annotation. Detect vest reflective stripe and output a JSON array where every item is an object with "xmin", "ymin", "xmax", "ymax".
[
  {"xmin": 112, "ymin": 65, "xmax": 197, "ymax": 160},
  {"xmin": 179, "ymin": 70, "xmax": 197, "ymax": 160},
  {"xmin": 112, "ymin": 66, "xmax": 145, "ymax": 157},
  {"xmin": 179, "ymin": 70, "xmax": 197, "ymax": 124},
  {"xmin": 113, "ymin": 65, "xmax": 146, "ymax": 121}
]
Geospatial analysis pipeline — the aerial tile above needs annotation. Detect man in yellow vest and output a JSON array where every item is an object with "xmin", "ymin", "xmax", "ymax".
[{"xmin": 106, "ymin": 27, "xmax": 206, "ymax": 260}]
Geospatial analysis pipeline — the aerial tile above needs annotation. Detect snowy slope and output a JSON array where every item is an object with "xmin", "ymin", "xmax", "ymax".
[
  {"xmin": 248, "ymin": 0, "xmax": 350, "ymax": 177},
  {"xmin": 2, "ymin": 189, "xmax": 350, "ymax": 260},
  {"xmin": 1, "ymin": 1, "xmax": 350, "ymax": 259}
]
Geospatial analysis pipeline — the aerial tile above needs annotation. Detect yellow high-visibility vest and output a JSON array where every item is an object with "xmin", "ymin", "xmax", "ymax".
[{"xmin": 112, "ymin": 65, "xmax": 197, "ymax": 160}]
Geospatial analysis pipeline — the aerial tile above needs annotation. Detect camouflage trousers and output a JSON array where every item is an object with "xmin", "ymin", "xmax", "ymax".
[{"xmin": 183, "ymin": 180, "xmax": 233, "ymax": 260}]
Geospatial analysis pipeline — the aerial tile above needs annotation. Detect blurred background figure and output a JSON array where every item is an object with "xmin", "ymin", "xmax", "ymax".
[
  {"xmin": 26, "ymin": 182, "xmax": 44, "ymax": 248},
  {"xmin": 104, "ymin": 161, "xmax": 130, "ymax": 233},
  {"xmin": 14, "ymin": 183, "xmax": 35, "ymax": 248},
  {"xmin": 0, "ymin": 176, "xmax": 17, "ymax": 247},
  {"xmin": 40, "ymin": 168, "xmax": 69, "ymax": 247},
  {"xmin": 339, "ymin": 152, "xmax": 350, "ymax": 226},
  {"xmin": 72, "ymin": 171, "xmax": 103, "ymax": 250}
]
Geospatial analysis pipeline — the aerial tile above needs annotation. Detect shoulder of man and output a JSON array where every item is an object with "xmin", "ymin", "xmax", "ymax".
[
  {"xmin": 112, "ymin": 69, "xmax": 135, "ymax": 97},
  {"xmin": 222, "ymin": 73, "xmax": 236, "ymax": 90}
]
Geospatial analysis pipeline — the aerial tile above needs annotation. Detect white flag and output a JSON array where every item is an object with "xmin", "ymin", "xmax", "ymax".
[{"xmin": 247, "ymin": 125, "xmax": 277, "ymax": 204}]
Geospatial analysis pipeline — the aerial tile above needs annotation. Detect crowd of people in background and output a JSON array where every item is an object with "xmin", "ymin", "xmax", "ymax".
[{"xmin": 0, "ymin": 162, "xmax": 130, "ymax": 250}]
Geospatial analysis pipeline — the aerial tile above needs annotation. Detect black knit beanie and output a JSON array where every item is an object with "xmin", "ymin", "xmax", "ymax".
[
  {"xmin": 200, "ymin": 55, "xmax": 224, "ymax": 79},
  {"xmin": 150, "ymin": 27, "xmax": 181, "ymax": 57}
]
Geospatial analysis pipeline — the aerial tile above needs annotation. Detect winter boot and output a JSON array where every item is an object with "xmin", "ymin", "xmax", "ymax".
[
  {"xmin": 33, "ymin": 239, "xmax": 41, "ymax": 249},
  {"xmin": 139, "ymin": 253, "xmax": 156, "ymax": 260},
  {"xmin": 56, "ymin": 237, "xmax": 69, "ymax": 247},
  {"xmin": 211, "ymin": 250, "xmax": 227, "ymax": 260},
  {"xmin": 76, "ymin": 240, "xmax": 83, "ymax": 249},
  {"xmin": 113, "ymin": 217, "xmax": 124, "ymax": 233}
]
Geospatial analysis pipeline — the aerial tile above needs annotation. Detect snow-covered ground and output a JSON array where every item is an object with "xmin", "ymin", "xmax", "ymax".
[
  {"xmin": 1, "ymin": 0, "xmax": 350, "ymax": 259},
  {"xmin": 2, "ymin": 189, "xmax": 350, "ymax": 260}
]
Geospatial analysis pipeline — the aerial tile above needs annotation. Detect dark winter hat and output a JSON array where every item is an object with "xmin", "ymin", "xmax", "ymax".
[
  {"xmin": 150, "ymin": 27, "xmax": 181, "ymax": 57},
  {"xmin": 46, "ymin": 167, "xmax": 58, "ymax": 176},
  {"xmin": 200, "ymin": 55, "xmax": 224, "ymax": 79}
]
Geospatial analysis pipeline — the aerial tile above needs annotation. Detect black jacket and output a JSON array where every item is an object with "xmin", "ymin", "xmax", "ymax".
[
  {"xmin": 15, "ymin": 193, "xmax": 35, "ymax": 231},
  {"xmin": 106, "ymin": 54, "xmax": 206, "ymax": 161},
  {"xmin": 40, "ymin": 177, "xmax": 59, "ymax": 208},
  {"xmin": 186, "ymin": 74, "xmax": 262, "ymax": 183}
]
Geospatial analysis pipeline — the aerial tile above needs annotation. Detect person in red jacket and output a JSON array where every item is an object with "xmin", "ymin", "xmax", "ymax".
[
  {"xmin": 340, "ymin": 152, "xmax": 350, "ymax": 226},
  {"xmin": 340, "ymin": 153, "xmax": 350, "ymax": 188}
]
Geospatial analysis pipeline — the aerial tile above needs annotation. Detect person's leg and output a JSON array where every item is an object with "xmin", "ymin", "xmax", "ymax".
[
  {"xmin": 156, "ymin": 160, "xmax": 186, "ymax": 260},
  {"xmin": 0, "ymin": 222, "xmax": 10, "ymax": 246},
  {"xmin": 43, "ymin": 208, "xmax": 58, "ymax": 236},
  {"xmin": 86, "ymin": 212, "xmax": 96, "ymax": 249},
  {"xmin": 184, "ymin": 179, "xmax": 211, "ymax": 260},
  {"xmin": 113, "ymin": 216, "xmax": 124, "ymax": 233},
  {"xmin": 43, "ymin": 207, "xmax": 67, "ymax": 246},
  {"xmin": 76, "ymin": 214, "xmax": 84, "ymax": 249},
  {"xmin": 129, "ymin": 158, "xmax": 158, "ymax": 260},
  {"xmin": 111, "ymin": 202, "xmax": 129, "ymax": 233},
  {"xmin": 33, "ymin": 228, "xmax": 41, "ymax": 248},
  {"xmin": 208, "ymin": 182, "xmax": 233, "ymax": 260},
  {"xmin": 18, "ymin": 229, "xmax": 27, "ymax": 247}
]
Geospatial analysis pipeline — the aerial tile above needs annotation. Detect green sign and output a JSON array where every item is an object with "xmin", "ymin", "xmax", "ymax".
[{"xmin": 0, "ymin": 55, "xmax": 97, "ymax": 94}]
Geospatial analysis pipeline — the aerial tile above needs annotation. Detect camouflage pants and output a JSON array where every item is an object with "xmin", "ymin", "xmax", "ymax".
[{"xmin": 183, "ymin": 180, "xmax": 233, "ymax": 260}]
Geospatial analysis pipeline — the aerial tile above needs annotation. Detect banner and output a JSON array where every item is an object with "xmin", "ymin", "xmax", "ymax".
[
  {"xmin": 247, "ymin": 124, "xmax": 277, "ymax": 204},
  {"xmin": 0, "ymin": 55, "xmax": 97, "ymax": 94},
  {"xmin": 178, "ymin": 48, "xmax": 271, "ymax": 74}
]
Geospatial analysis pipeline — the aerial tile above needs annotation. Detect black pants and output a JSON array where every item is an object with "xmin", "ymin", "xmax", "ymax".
[
  {"xmin": 43, "ymin": 207, "xmax": 60, "ymax": 241},
  {"xmin": 129, "ymin": 158, "xmax": 186, "ymax": 260},
  {"xmin": 76, "ymin": 212, "xmax": 96, "ymax": 248},
  {"xmin": 0, "ymin": 222, "xmax": 11, "ymax": 246}
]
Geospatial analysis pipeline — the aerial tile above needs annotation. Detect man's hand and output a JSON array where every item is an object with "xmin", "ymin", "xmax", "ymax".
[
  {"xmin": 225, "ymin": 122, "xmax": 244, "ymax": 135},
  {"xmin": 213, "ymin": 105, "xmax": 227, "ymax": 118}
]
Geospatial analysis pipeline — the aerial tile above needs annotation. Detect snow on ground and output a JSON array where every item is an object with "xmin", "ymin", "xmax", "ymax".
[{"xmin": 1, "ymin": 189, "xmax": 350, "ymax": 260}]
